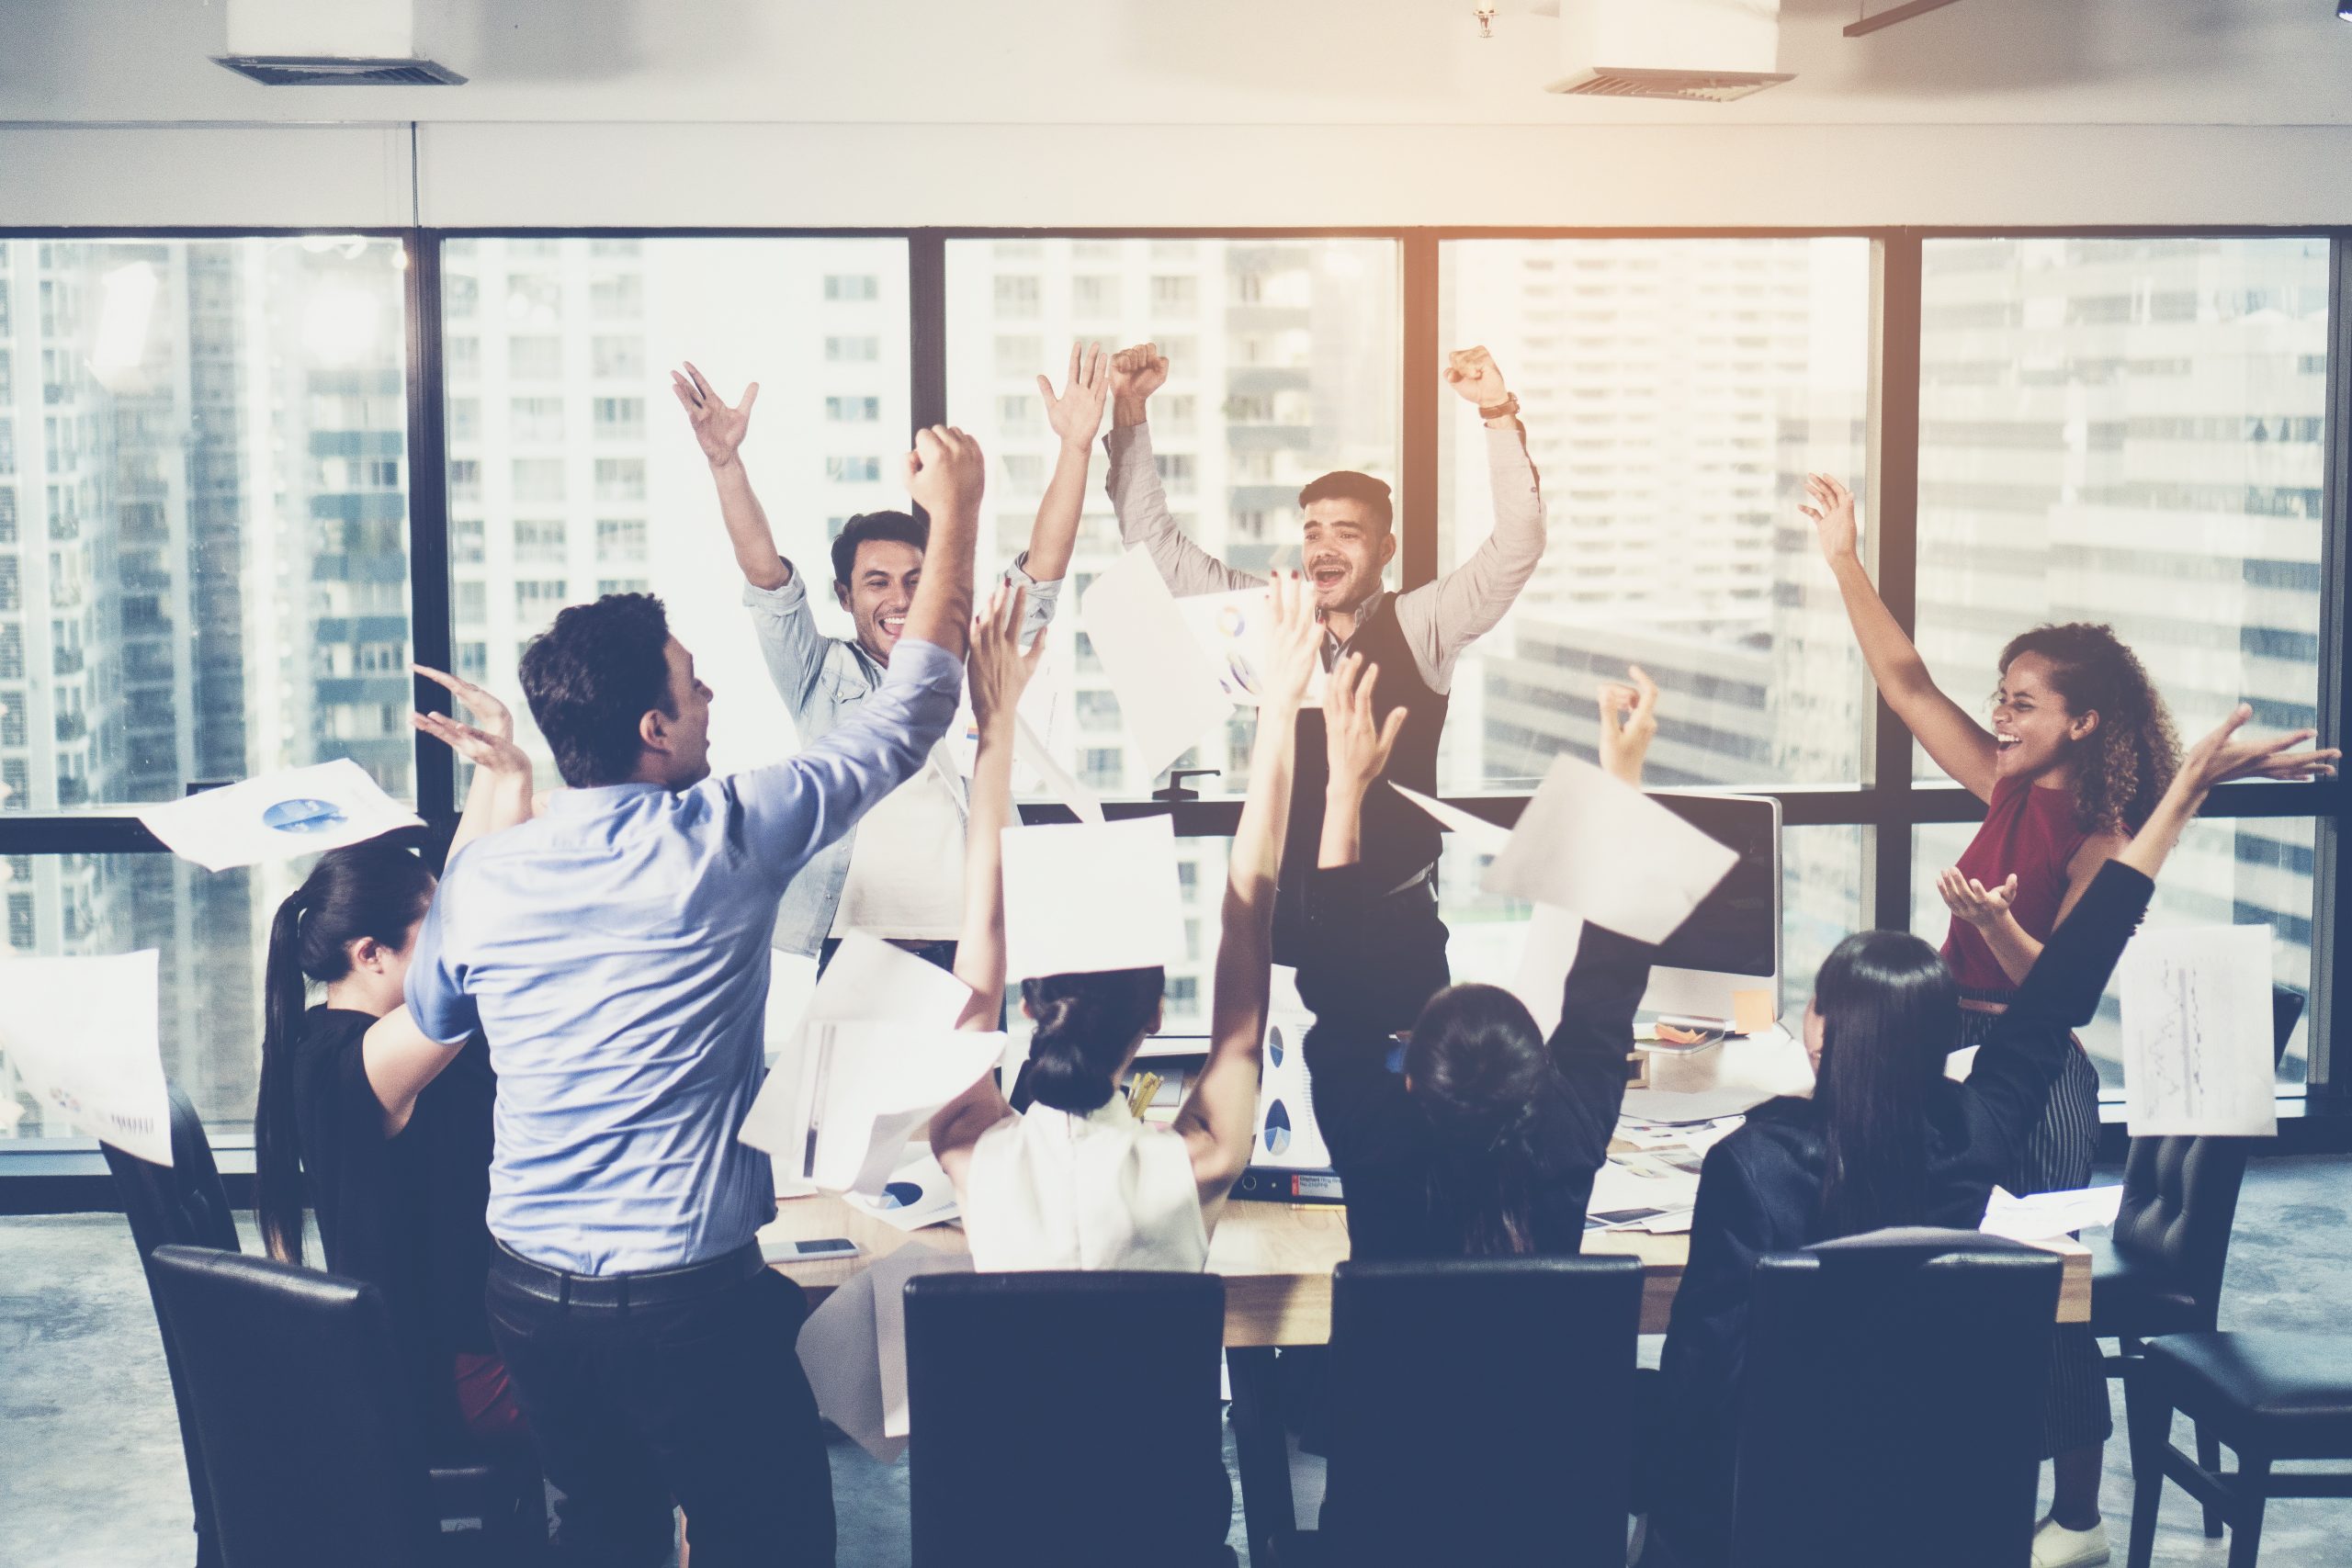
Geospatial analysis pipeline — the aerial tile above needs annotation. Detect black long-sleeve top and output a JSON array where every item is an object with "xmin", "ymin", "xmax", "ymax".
[
  {"xmin": 1295, "ymin": 859, "xmax": 1658, "ymax": 1260},
  {"xmin": 1646, "ymin": 859, "xmax": 2154, "ymax": 1566}
]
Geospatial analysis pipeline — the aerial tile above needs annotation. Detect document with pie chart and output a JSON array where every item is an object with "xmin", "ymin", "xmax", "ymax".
[{"xmin": 134, "ymin": 758, "xmax": 426, "ymax": 871}]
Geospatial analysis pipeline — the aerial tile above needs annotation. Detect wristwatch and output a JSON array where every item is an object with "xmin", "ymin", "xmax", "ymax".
[{"xmin": 1477, "ymin": 393, "xmax": 1521, "ymax": 422}]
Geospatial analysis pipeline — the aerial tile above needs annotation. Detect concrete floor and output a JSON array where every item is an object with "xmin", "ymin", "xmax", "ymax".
[{"xmin": 4, "ymin": 1156, "xmax": 2349, "ymax": 1566}]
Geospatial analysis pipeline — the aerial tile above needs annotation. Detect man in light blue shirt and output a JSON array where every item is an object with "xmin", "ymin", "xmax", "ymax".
[{"xmin": 404, "ymin": 425, "xmax": 988, "ymax": 1568}]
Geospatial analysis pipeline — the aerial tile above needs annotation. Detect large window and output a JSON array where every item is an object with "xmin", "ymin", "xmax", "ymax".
[
  {"xmin": 944, "ymin": 236, "xmax": 1400, "ymax": 803},
  {"xmin": 0, "ymin": 235, "xmax": 411, "ymax": 1138},
  {"xmin": 1435, "ymin": 239, "xmax": 1874, "ymax": 795},
  {"xmin": 1912, "ymin": 237, "xmax": 2332, "ymax": 1096},
  {"xmin": 440, "ymin": 237, "xmax": 910, "ymax": 787}
]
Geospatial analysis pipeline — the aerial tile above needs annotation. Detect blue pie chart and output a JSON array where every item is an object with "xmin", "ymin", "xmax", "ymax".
[
  {"xmin": 1262, "ymin": 1099, "xmax": 1292, "ymax": 1156},
  {"xmin": 261, "ymin": 797, "xmax": 349, "ymax": 835},
  {"xmin": 1267, "ymin": 1026, "xmax": 1285, "ymax": 1069},
  {"xmin": 878, "ymin": 1181, "xmax": 924, "ymax": 1211}
]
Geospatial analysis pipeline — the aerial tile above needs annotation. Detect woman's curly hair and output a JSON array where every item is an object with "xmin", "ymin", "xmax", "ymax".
[{"xmin": 1998, "ymin": 623, "xmax": 2180, "ymax": 836}]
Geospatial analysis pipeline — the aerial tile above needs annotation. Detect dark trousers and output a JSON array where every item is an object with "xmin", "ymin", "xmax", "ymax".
[{"xmin": 485, "ymin": 1244, "xmax": 835, "ymax": 1568}]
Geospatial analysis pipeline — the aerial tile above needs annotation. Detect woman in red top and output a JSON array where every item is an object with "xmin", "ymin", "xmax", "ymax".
[{"xmin": 1804, "ymin": 472, "xmax": 2258, "ymax": 1568}]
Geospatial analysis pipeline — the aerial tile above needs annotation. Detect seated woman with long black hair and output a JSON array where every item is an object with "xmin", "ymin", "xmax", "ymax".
[
  {"xmin": 930, "ymin": 571, "xmax": 1321, "ymax": 1268},
  {"xmin": 1639, "ymin": 705, "xmax": 2337, "ymax": 1568},
  {"xmin": 1295, "ymin": 660, "xmax": 1662, "ymax": 1259},
  {"xmin": 253, "ymin": 665, "xmax": 537, "ymax": 1445}
]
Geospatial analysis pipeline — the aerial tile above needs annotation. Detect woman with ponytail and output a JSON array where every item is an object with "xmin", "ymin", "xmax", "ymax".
[
  {"xmin": 1642, "ymin": 706, "xmax": 2336, "ymax": 1568},
  {"xmin": 253, "ymin": 664, "xmax": 537, "ymax": 1445},
  {"xmin": 1295, "ymin": 661, "xmax": 1664, "ymax": 1261},
  {"xmin": 931, "ymin": 572, "xmax": 1322, "ymax": 1270}
]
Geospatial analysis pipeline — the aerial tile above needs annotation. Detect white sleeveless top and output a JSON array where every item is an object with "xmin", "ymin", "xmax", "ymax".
[{"xmin": 961, "ymin": 1100, "xmax": 1211, "ymax": 1272}]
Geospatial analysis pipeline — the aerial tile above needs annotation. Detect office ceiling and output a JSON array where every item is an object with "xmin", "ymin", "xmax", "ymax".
[{"xmin": 2, "ymin": 0, "xmax": 2349, "ymax": 129}]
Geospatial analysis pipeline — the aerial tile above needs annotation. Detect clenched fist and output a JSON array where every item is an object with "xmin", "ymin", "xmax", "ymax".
[{"xmin": 905, "ymin": 425, "xmax": 987, "ymax": 522}]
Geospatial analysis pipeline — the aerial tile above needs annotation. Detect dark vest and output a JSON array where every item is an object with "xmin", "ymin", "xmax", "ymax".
[{"xmin": 1272, "ymin": 593, "xmax": 1450, "ymax": 959}]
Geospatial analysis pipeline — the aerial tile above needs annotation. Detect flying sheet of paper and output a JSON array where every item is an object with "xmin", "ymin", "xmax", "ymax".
[
  {"xmin": 753, "ymin": 1025, "xmax": 1002, "ymax": 1195},
  {"xmin": 1014, "ymin": 713, "xmax": 1105, "ymax": 825},
  {"xmin": 1252, "ymin": 1010, "xmax": 1330, "ymax": 1170},
  {"xmin": 1510, "ymin": 901, "xmax": 1586, "ymax": 1038},
  {"xmin": 1170, "ymin": 585, "xmax": 1327, "ymax": 708},
  {"xmin": 1481, "ymin": 755, "xmax": 1739, "ymax": 944},
  {"xmin": 2119, "ymin": 925, "xmax": 2278, "ymax": 1138},
  {"xmin": 1078, "ymin": 547, "xmax": 1233, "ymax": 782},
  {"xmin": 739, "ymin": 935, "xmax": 977, "ymax": 1170},
  {"xmin": 845, "ymin": 1151, "xmax": 963, "ymax": 1233},
  {"xmin": 871, "ymin": 1241, "xmax": 977, "ymax": 1441},
  {"xmin": 1391, "ymin": 784, "xmax": 1513, "ymax": 859},
  {"xmin": 797, "ymin": 1269, "xmax": 899, "ymax": 1462},
  {"xmin": 1978, "ymin": 1184, "xmax": 2126, "ymax": 1243},
  {"xmin": 1000, "ymin": 815, "xmax": 1187, "ymax": 981},
  {"xmin": 0, "ymin": 951, "xmax": 171, "ymax": 1164},
  {"xmin": 134, "ymin": 758, "xmax": 424, "ymax": 872}
]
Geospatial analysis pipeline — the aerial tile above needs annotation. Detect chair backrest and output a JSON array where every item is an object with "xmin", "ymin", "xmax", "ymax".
[
  {"xmin": 1729, "ymin": 1228, "xmax": 2061, "ymax": 1568},
  {"xmin": 1319, "ymin": 1254, "xmax": 1644, "ymax": 1567},
  {"xmin": 904, "ymin": 1270, "xmax": 1228, "ymax": 1568},
  {"xmin": 146, "ymin": 1246, "xmax": 437, "ymax": 1568},
  {"xmin": 102, "ymin": 1083, "xmax": 240, "ymax": 1568},
  {"xmin": 2108, "ymin": 985, "xmax": 2303, "ymax": 1323}
]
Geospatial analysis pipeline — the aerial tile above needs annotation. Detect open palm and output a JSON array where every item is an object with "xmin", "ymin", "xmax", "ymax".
[{"xmin": 671, "ymin": 361, "xmax": 759, "ymax": 465}]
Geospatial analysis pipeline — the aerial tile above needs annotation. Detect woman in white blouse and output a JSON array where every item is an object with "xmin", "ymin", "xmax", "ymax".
[{"xmin": 931, "ymin": 573, "xmax": 1324, "ymax": 1270}]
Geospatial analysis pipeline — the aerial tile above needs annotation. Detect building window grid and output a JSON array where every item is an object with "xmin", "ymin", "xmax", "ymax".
[{"xmin": 0, "ymin": 228, "xmax": 2341, "ymax": 1122}]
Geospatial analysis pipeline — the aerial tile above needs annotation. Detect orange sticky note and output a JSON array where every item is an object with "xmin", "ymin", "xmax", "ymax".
[{"xmin": 1732, "ymin": 989, "xmax": 1774, "ymax": 1036}]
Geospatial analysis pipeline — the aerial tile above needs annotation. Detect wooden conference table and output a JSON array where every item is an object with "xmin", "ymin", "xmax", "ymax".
[{"xmin": 761, "ymin": 1031, "xmax": 2090, "ymax": 1551}]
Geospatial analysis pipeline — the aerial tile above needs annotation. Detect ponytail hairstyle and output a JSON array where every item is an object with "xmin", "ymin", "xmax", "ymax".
[
  {"xmin": 1998, "ymin": 622, "xmax": 2181, "ymax": 835},
  {"xmin": 1019, "ymin": 967, "xmax": 1165, "ymax": 1113},
  {"xmin": 1810, "ymin": 931, "xmax": 1957, "ymax": 1240},
  {"xmin": 254, "ymin": 840, "xmax": 437, "ymax": 1265},
  {"xmin": 1402, "ymin": 983, "xmax": 1555, "ymax": 1257}
]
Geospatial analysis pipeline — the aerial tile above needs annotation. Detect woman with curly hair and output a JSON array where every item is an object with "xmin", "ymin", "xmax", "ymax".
[{"xmin": 1800, "ymin": 472, "xmax": 2327, "ymax": 1568}]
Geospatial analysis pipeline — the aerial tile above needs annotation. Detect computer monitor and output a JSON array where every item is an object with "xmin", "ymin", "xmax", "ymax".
[{"xmin": 1640, "ymin": 791, "xmax": 1781, "ymax": 1027}]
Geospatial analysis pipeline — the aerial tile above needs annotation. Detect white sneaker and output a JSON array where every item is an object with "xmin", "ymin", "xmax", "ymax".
[{"xmin": 2030, "ymin": 1515, "xmax": 2110, "ymax": 1568}]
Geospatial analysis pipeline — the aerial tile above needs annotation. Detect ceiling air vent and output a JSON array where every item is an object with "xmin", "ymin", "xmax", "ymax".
[
  {"xmin": 1548, "ymin": 0, "xmax": 1790, "ymax": 102},
  {"xmin": 212, "ymin": 0, "xmax": 466, "ymax": 86},
  {"xmin": 214, "ymin": 55, "xmax": 466, "ymax": 87}
]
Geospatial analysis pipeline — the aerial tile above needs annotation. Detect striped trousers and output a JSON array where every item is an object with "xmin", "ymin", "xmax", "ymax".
[{"xmin": 1958, "ymin": 995, "xmax": 2111, "ymax": 1458}]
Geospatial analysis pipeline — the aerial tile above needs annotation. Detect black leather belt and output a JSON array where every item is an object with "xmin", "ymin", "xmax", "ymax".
[{"xmin": 489, "ymin": 1238, "xmax": 765, "ymax": 1308}]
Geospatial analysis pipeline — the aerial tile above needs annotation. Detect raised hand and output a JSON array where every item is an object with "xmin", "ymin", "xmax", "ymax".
[
  {"xmin": 670, "ymin": 362, "xmax": 759, "ymax": 468},
  {"xmin": 1799, "ymin": 473, "xmax": 1860, "ymax": 564},
  {"xmin": 1442, "ymin": 345, "xmax": 1508, "ymax": 409},
  {"xmin": 1597, "ymin": 664, "xmax": 1660, "ymax": 789},
  {"xmin": 1109, "ymin": 342, "xmax": 1170, "ymax": 403},
  {"xmin": 967, "ymin": 584, "xmax": 1045, "ymax": 730},
  {"xmin": 1040, "ymin": 342, "xmax": 1111, "ymax": 450},
  {"xmin": 2176, "ymin": 705, "xmax": 2340, "ymax": 795},
  {"xmin": 1323, "ymin": 653, "xmax": 1408, "ymax": 799},
  {"xmin": 1258, "ymin": 571, "xmax": 1322, "ymax": 713},
  {"xmin": 1936, "ymin": 867, "xmax": 2018, "ymax": 930},
  {"xmin": 411, "ymin": 663, "xmax": 530, "ymax": 780},
  {"xmin": 904, "ymin": 424, "xmax": 987, "ymax": 522}
]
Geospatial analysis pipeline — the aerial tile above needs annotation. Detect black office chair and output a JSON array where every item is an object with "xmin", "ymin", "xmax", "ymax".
[
  {"xmin": 2123, "ymin": 1332, "xmax": 2352, "ymax": 1568},
  {"xmin": 904, "ymin": 1270, "xmax": 1235, "ymax": 1568},
  {"xmin": 146, "ymin": 1245, "xmax": 441, "ymax": 1568},
  {"xmin": 2089, "ymin": 985, "xmax": 2303, "ymax": 1537},
  {"xmin": 101, "ymin": 1083, "xmax": 241, "ymax": 1568},
  {"xmin": 1265, "ymin": 1254, "xmax": 1644, "ymax": 1568},
  {"xmin": 1727, "ymin": 1228, "xmax": 2063, "ymax": 1568},
  {"xmin": 105, "ymin": 1084, "xmax": 542, "ymax": 1563}
]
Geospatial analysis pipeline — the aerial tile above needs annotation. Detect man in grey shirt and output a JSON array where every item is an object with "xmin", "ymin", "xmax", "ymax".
[{"xmin": 1102, "ymin": 342, "xmax": 1547, "ymax": 1012}]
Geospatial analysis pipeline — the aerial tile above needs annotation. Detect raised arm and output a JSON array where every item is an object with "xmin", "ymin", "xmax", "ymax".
[
  {"xmin": 1175, "ymin": 573, "xmax": 1322, "ymax": 1208},
  {"xmin": 1102, "ymin": 341, "xmax": 1259, "ymax": 597},
  {"xmin": 1802, "ymin": 473, "xmax": 1999, "ymax": 799},
  {"xmin": 411, "ymin": 664, "xmax": 535, "ymax": 863},
  {"xmin": 359, "ymin": 1006, "xmax": 469, "ymax": 1138},
  {"xmin": 673, "ymin": 363, "xmax": 785, "ymax": 592},
  {"xmin": 1022, "ymin": 343, "xmax": 1109, "ymax": 588},
  {"xmin": 930, "ymin": 587, "xmax": 1043, "ymax": 1184},
  {"xmin": 1968, "ymin": 705, "xmax": 2340, "ymax": 1140},
  {"xmin": 1395, "ymin": 347, "xmax": 1548, "ymax": 682}
]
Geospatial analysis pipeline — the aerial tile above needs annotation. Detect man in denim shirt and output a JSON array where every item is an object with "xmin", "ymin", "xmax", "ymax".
[{"xmin": 671, "ymin": 349, "xmax": 1110, "ymax": 967}]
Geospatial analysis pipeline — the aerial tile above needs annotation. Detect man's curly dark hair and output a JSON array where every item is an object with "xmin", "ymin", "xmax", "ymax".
[
  {"xmin": 519, "ymin": 592, "xmax": 675, "ymax": 787},
  {"xmin": 1998, "ymin": 622, "xmax": 2180, "ymax": 836}
]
